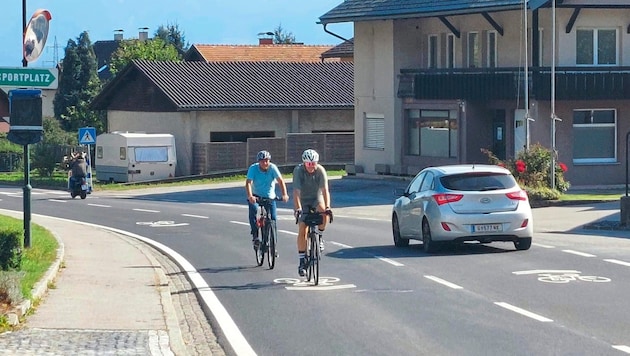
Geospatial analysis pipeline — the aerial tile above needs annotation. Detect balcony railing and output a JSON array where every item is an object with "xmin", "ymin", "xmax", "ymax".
[{"xmin": 398, "ymin": 67, "xmax": 630, "ymax": 101}]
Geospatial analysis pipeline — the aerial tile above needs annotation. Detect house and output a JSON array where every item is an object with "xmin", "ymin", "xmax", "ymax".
[
  {"xmin": 90, "ymin": 59, "xmax": 354, "ymax": 176},
  {"xmin": 320, "ymin": 0, "xmax": 630, "ymax": 185}
]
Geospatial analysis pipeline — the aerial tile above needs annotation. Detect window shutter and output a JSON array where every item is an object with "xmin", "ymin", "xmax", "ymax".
[{"xmin": 364, "ymin": 114, "xmax": 385, "ymax": 149}]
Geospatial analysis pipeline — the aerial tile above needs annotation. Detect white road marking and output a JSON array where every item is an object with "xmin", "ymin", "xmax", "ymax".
[
  {"xmin": 532, "ymin": 242, "xmax": 555, "ymax": 248},
  {"xmin": 604, "ymin": 259, "xmax": 630, "ymax": 267},
  {"xmin": 204, "ymin": 202, "xmax": 247, "ymax": 208},
  {"xmin": 376, "ymin": 256, "xmax": 404, "ymax": 267},
  {"xmin": 334, "ymin": 214, "xmax": 386, "ymax": 221},
  {"xmin": 513, "ymin": 269, "xmax": 580, "ymax": 275},
  {"xmin": 330, "ymin": 241, "xmax": 352, "ymax": 249},
  {"xmin": 133, "ymin": 208, "xmax": 160, "ymax": 213},
  {"xmin": 47, "ymin": 199, "xmax": 67, "ymax": 203},
  {"xmin": 494, "ymin": 302, "xmax": 553, "ymax": 322},
  {"xmin": 181, "ymin": 213, "xmax": 209, "ymax": 219},
  {"xmin": 285, "ymin": 284, "xmax": 357, "ymax": 291},
  {"xmin": 562, "ymin": 249, "xmax": 596, "ymax": 257},
  {"xmin": 87, "ymin": 203, "xmax": 111, "ymax": 208},
  {"xmin": 279, "ymin": 230, "xmax": 297, "ymax": 235},
  {"xmin": 424, "ymin": 275, "xmax": 463, "ymax": 289},
  {"xmin": 230, "ymin": 221, "xmax": 248, "ymax": 226},
  {"xmin": 613, "ymin": 345, "xmax": 630, "ymax": 354}
]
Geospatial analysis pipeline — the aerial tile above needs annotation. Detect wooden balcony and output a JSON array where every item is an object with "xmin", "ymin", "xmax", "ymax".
[{"xmin": 398, "ymin": 67, "xmax": 630, "ymax": 101}]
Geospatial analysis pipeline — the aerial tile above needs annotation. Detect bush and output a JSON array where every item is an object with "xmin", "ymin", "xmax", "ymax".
[
  {"xmin": 525, "ymin": 186, "xmax": 561, "ymax": 201},
  {"xmin": 0, "ymin": 271, "xmax": 25, "ymax": 306},
  {"xmin": 0, "ymin": 229, "xmax": 22, "ymax": 270},
  {"xmin": 481, "ymin": 143, "xmax": 570, "ymax": 194}
]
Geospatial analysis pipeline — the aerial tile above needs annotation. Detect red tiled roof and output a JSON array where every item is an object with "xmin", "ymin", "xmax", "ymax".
[{"xmin": 187, "ymin": 44, "xmax": 337, "ymax": 62}]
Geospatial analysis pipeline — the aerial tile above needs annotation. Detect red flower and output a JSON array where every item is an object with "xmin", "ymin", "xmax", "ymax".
[
  {"xmin": 515, "ymin": 160, "xmax": 526, "ymax": 173},
  {"xmin": 558, "ymin": 162, "xmax": 568, "ymax": 172}
]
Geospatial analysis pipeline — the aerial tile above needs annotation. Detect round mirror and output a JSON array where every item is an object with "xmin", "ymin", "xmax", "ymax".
[{"xmin": 23, "ymin": 9, "xmax": 52, "ymax": 63}]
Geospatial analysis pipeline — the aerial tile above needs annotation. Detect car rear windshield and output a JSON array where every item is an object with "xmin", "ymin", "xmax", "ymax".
[{"xmin": 440, "ymin": 173, "xmax": 517, "ymax": 191}]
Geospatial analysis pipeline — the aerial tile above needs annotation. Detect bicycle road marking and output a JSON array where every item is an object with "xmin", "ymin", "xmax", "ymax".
[
  {"xmin": 494, "ymin": 302, "xmax": 553, "ymax": 322},
  {"xmin": 136, "ymin": 220, "xmax": 190, "ymax": 227},
  {"xmin": 513, "ymin": 269, "xmax": 580, "ymax": 275},
  {"xmin": 275, "ymin": 277, "xmax": 356, "ymax": 291},
  {"xmin": 425, "ymin": 275, "xmax": 463, "ymax": 289},
  {"xmin": 513, "ymin": 270, "xmax": 611, "ymax": 283}
]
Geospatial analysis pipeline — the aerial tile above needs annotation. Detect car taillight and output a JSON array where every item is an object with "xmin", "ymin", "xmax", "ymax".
[
  {"xmin": 506, "ymin": 190, "xmax": 528, "ymax": 201},
  {"xmin": 433, "ymin": 193, "xmax": 463, "ymax": 205}
]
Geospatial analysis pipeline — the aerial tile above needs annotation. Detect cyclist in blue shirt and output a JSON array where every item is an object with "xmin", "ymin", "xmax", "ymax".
[{"xmin": 245, "ymin": 150, "xmax": 289, "ymax": 247}]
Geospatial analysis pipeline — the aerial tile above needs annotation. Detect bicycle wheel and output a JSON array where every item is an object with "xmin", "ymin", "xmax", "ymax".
[
  {"xmin": 267, "ymin": 220, "xmax": 277, "ymax": 269},
  {"xmin": 312, "ymin": 232, "xmax": 320, "ymax": 285},
  {"xmin": 255, "ymin": 226, "xmax": 264, "ymax": 266}
]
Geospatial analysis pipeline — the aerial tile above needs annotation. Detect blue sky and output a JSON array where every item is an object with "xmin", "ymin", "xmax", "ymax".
[{"xmin": 0, "ymin": 0, "xmax": 353, "ymax": 68}]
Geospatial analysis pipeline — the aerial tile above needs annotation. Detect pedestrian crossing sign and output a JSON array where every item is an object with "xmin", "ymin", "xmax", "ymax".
[{"xmin": 78, "ymin": 127, "xmax": 96, "ymax": 145}]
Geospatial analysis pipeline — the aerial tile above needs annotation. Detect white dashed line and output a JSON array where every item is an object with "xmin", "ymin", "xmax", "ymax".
[
  {"xmin": 48, "ymin": 199, "xmax": 67, "ymax": 203},
  {"xmin": 181, "ymin": 213, "xmax": 209, "ymax": 219},
  {"xmin": 494, "ymin": 302, "xmax": 553, "ymax": 322},
  {"xmin": 604, "ymin": 259, "xmax": 630, "ymax": 267},
  {"xmin": 133, "ymin": 208, "xmax": 160, "ymax": 213},
  {"xmin": 424, "ymin": 275, "xmax": 463, "ymax": 289},
  {"xmin": 613, "ymin": 345, "xmax": 630, "ymax": 354},
  {"xmin": 230, "ymin": 221, "xmax": 248, "ymax": 226},
  {"xmin": 376, "ymin": 256, "xmax": 404, "ymax": 267},
  {"xmin": 532, "ymin": 242, "xmax": 555, "ymax": 248},
  {"xmin": 87, "ymin": 203, "xmax": 111, "ymax": 208},
  {"xmin": 329, "ymin": 241, "xmax": 352, "ymax": 249},
  {"xmin": 279, "ymin": 230, "xmax": 297, "ymax": 235},
  {"xmin": 562, "ymin": 249, "xmax": 596, "ymax": 257}
]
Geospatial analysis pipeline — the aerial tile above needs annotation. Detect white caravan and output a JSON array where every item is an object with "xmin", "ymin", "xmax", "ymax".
[{"xmin": 95, "ymin": 132, "xmax": 177, "ymax": 183}]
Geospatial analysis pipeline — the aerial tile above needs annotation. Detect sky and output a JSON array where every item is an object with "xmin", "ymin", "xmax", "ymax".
[{"xmin": 0, "ymin": 0, "xmax": 353, "ymax": 68}]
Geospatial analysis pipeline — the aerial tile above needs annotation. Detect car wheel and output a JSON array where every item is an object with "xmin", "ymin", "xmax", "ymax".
[
  {"xmin": 422, "ymin": 219, "xmax": 437, "ymax": 253},
  {"xmin": 392, "ymin": 214, "xmax": 409, "ymax": 247},
  {"xmin": 514, "ymin": 237, "xmax": 532, "ymax": 250}
]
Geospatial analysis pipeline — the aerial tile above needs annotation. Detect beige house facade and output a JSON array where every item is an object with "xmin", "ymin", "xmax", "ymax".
[{"xmin": 321, "ymin": 0, "xmax": 630, "ymax": 185}]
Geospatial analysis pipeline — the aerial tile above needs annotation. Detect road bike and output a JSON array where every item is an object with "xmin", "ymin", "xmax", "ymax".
[
  {"xmin": 254, "ymin": 196, "xmax": 281, "ymax": 269},
  {"xmin": 296, "ymin": 207, "xmax": 333, "ymax": 285}
]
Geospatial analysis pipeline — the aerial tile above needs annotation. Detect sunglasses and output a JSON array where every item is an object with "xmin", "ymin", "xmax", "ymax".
[{"xmin": 304, "ymin": 161, "xmax": 317, "ymax": 168}]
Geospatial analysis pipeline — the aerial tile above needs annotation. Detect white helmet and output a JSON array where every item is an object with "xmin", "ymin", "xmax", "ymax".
[
  {"xmin": 256, "ymin": 150, "xmax": 271, "ymax": 161},
  {"xmin": 301, "ymin": 149, "xmax": 319, "ymax": 163}
]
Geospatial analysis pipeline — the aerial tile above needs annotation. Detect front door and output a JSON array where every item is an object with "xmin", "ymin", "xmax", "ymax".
[{"xmin": 492, "ymin": 110, "xmax": 506, "ymax": 160}]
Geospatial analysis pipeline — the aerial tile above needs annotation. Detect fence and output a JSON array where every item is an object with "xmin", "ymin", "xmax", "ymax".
[{"xmin": 193, "ymin": 133, "xmax": 354, "ymax": 175}]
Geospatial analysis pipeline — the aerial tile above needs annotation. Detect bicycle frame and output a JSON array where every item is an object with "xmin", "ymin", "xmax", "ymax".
[
  {"xmin": 299, "ymin": 207, "xmax": 333, "ymax": 285},
  {"xmin": 254, "ymin": 196, "xmax": 280, "ymax": 269}
]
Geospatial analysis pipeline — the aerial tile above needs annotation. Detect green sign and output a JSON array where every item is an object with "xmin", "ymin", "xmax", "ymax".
[{"xmin": 0, "ymin": 67, "xmax": 58, "ymax": 89}]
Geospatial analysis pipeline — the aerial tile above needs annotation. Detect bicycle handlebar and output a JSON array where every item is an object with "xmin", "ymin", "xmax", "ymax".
[
  {"xmin": 294, "ymin": 209, "xmax": 333, "ymax": 224},
  {"xmin": 253, "ymin": 194, "xmax": 283, "ymax": 203}
]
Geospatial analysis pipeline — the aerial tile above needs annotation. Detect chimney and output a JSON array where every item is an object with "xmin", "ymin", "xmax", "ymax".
[
  {"xmin": 114, "ymin": 29, "xmax": 123, "ymax": 41},
  {"xmin": 257, "ymin": 31, "xmax": 274, "ymax": 45},
  {"xmin": 139, "ymin": 27, "xmax": 149, "ymax": 41}
]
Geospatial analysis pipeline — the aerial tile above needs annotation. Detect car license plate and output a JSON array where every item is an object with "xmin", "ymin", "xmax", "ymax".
[
  {"xmin": 473, "ymin": 224, "xmax": 502, "ymax": 233},
  {"xmin": 81, "ymin": 184, "xmax": 88, "ymax": 190}
]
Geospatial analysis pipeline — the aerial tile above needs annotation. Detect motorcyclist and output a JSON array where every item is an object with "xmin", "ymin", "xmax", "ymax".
[{"xmin": 69, "ymin": 152, "xmax": 87, "ymax": 188}]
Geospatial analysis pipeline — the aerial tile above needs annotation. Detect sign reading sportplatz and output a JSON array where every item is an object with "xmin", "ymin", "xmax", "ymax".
[{"xmin": 0, "ymin": 67, "xmax": 58, "ymax": 89}]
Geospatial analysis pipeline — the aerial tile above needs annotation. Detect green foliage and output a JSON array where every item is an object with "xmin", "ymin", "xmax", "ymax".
[
  {"xmin": 0, "ymin": 271, "xmax": 25, "ymax": 306},
  {"xmin": 481, "ymin": 143, "xmax": 570, "ymax": 193},
  {"xmin": 30, "ymin": 118, "xmax": 77, "ymax": 177},
  {"xmin": 53, "ymin": 31, "xmax": 105, "ymax": 133},
  {"xmin": 525, "ymin": 186, "xmax": 561, "ymax": 201},
  {"xmin": 109, "ymin": 38, "xmax": 181, "ymax": 75},
  {"xmin": 0, "ymin": 134, "xmax": 23, "ymax": 153},
  {"xmin": 154, "ymin": 23, "xmax": 189, "ymax": 53},
  {"xmin": 0, "ymin": 229, "xmax": 22, "ymax": 271},
  {"xmin": 273, "ymin": 24, "xmax": 296, "ymax": 44}
]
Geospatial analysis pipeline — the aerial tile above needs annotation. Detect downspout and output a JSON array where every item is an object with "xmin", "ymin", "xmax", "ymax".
[{"xmin": 322, "ymin": 23, "xmax": 353, "ymax": 43}]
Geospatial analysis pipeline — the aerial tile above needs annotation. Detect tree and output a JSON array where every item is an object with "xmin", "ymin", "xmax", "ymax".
[
  {"xmin": 109, "ymin": 38, "xmax": 181, "ymax": 75},
  {"xmin": 273, "ymin": 24, "xmax": 296, "ymax": 44},
  {"xmin": 53, "ymin": 31, "xmax": 106, "ymax": 133},
  {"xmin": 154, "ymin": 23, "xmax": 189, "ymax": 54}
]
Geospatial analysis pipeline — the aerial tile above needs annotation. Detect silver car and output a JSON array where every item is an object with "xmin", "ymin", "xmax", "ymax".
[{"xmin": 391, "ymin": 164, "xmax": 533, "ymax": 253}]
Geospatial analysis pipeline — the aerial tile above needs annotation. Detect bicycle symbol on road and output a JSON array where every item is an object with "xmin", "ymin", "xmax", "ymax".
[
  {"xmin": 513, "ymin": 270, "xmax": 611, "ymax": 284},
  {"xmin": 274, "ymin": 277, "xmax": 356, "ymax": 291},
  {"xmin": 136, "ymin": 220, "xmax": 190, "ymax": 227}
]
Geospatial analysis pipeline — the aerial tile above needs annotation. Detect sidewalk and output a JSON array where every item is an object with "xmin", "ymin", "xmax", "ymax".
[{"xmin": 0, "ymin": 210, "xmax": 225, "ymax": 356}]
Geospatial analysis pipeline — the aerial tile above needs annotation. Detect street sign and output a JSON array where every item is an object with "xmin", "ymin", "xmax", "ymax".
[
  {"xmin": 79, "ymin": 127, "xmax": 96, "ymax": 145},
  {"xmin": 0, "ymin": 67, "xmax": 58, "ymax": 89}
]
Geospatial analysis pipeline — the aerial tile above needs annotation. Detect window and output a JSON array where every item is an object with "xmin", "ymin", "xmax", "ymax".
[
  {"xmin": 467, "ymin": 32, "xmax": 480, "ymax": 68},
  {"xmin": 446, "ymin": 34, "xmax": 455, "ymax": 68},
  {"xmin": 576, "ymin": 28, "xmax": 617, "ymax": 65},
  {"xmin": 428, "ymin": 34, "xmax": 438, "ymax": 69},
  {"xmin": 406, "ymin": 109, "xmax": 458, "ymax": 158},
  {"xmin": 487, "ymin": 31, "xmax": 497, "ymax": 68},
  {"xmin": 364, "ymin": 113, "xmax": 385, "ymax": 149},
  {"xmin": 572, "ymin": 109, "xmax": 616, "ymax": 163},
  {"xmin": 134, "ymin": 147, "xmax": 169, "ymax": 162},
  {"xmin": 96, "ymin": 146, "xmax": 103, "ymax": 159}
]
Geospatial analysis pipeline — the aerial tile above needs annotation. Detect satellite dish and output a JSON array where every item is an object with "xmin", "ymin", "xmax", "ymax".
[{"xmin": 23, "ymin": 9, "xmax": 52, "ymax": 63}]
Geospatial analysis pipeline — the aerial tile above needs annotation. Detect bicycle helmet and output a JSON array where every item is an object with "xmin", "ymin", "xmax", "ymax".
[
  {"xmin": 301, "ymin": 149, "xmax": 319, "ymax": 163},
  {"xmin": 256, "ymin": 150, "xmax": 271, "ymax": 161}
]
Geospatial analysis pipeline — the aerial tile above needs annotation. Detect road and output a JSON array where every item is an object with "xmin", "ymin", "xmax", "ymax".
[{"xmin": 1, "ymin": 178, "xmax": 630, "ymax": 356}]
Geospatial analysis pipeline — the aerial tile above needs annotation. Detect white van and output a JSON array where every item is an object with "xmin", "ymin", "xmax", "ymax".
[{"xmin": 95, "ymin": 132, "xmax": 177, "ymax": 183}]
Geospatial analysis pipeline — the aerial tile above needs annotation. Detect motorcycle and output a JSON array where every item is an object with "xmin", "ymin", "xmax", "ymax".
[{"xmin": 69, "ymin": 174, "xmax": 88, "ymax": 199}]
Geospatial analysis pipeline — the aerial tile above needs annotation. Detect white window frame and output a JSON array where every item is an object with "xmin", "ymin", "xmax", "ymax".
[
  {"xmin": 572, "ymin": 108, "xmax": 617, "ymax": 163},
  {"xmin": 487, "ymin": 30, "xmax": 497, "ymax": 68},
  {"xmin": 364, "ymin": 113, "xmax": 385, "ymax": 150},
  {"xmin": 428, "ymin": 34, "xmax": 439, "ymax": 69},
  {"xmin": 576, "ymin": 28, "xmax": 618, "ymax": 66},
  {"xmin": 467, "ymin": 32, "xmax": 481, "ymax": 68}
]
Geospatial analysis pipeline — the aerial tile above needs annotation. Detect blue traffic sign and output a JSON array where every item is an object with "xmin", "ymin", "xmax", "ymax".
[{"xmin": 79, "ymin": 127, "xmax": 96, "ymax": 145}]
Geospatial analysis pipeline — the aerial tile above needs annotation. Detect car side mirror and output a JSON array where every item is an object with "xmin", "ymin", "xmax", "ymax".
[{"xmin": 393, "ymin": 188, "xmax": 407, "ymax": 197}]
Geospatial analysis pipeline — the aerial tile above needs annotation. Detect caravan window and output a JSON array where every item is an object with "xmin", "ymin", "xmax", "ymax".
[{"xmin": 134, "ymin": 147, "xmax": 169, "ymax": 162}]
